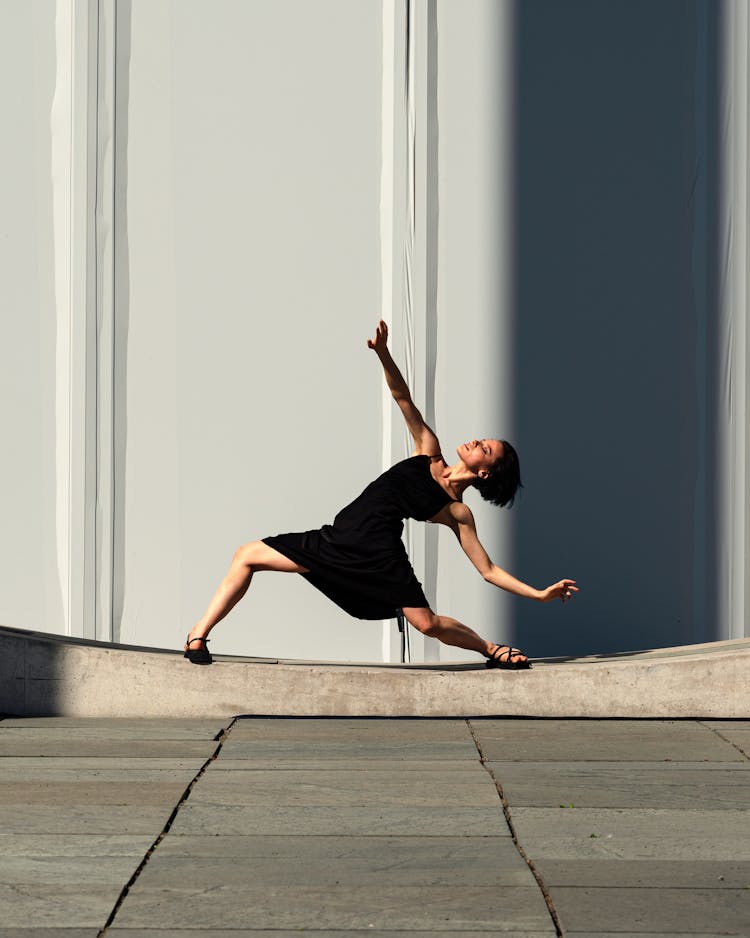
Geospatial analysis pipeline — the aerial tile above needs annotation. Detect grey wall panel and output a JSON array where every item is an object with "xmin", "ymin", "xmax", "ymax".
[
  {"xmin": 0, "ymin": 2, "xmax": 64, "ymax": 634},
  {"xmin": 115, "ymin": 0, "xmax": 384, "ymax": 659}
]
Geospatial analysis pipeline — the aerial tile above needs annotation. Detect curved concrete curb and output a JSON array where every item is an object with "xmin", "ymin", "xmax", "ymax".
[{"xmin": 1, "ymin": 625, "xmax": 748, "ymax": 718}]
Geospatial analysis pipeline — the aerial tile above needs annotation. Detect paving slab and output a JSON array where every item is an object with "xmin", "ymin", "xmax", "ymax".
[
  {"xmin": 533, "ymin": 858, "xmax": 750, "ymax": 888},
  {"xmin": 0, "ymin": 738, "xmax": 217, "ymax": 758},
  {"xmin": 112, "ymin": 883, "xmax": 555, "ymax": 931},
  {"xmin": 214, "ymin": 740, "xmax": 480, "ymax": 760},
  {"xmin": 553, "ymin": 886, "xmax": 750, "ymax": 934},
  {"xmin": 471, "ymin": 719, "xmax": 741, "ymax": 762},
  {"xmin": 0, "ymin": 926, "xmax": 100, "ymax": 938},
  {"xmin": 0, "ymin": 855, "xmax": 138, "ymax": 885},
  {"xmin": 0, "ymin": 804, "xmax": 173, "ymax": 835},
  {"xmin": 0, "ymin": 781, "xmax": 187, "ymax": 805},
  {"xmin": 229, "ymin": 717, "xmax": 475, "ymax": 741},
  {"xmin": 111, "ymin": 932, "xmax": 556, "ymax": 937},
  {"xmin": 210, "ymin": 758, "xmax": 484, "ymax": 772},
  {"xmin": 0, "ymin": 835, "xmax": 152, "ymax": 857},
  {"xmin": 701, "ymin": 720, "xmax": 750, "ymax": 728},
  {"xmin": 139, "ymin": 835, "xmax": 528, "ymax": 885},
  {"xmin": 0, "ymin": 719, "xmax": 226, "ymax": 739},
  {"xmin": 487, "ymin": 761, "xmax": 750, "ymax": 807},
  {"xmin": 170, "ymin": 803, "xmax": 509, "ymax": 837},
  {"xmin": 705, "ymin": 726, "xmax": 750, "ymax": 754},
  {"xmin": 566, "ymin": 934, "xmax": 744, "ymax": 938},
  {"xmin": 0, "ymin": 758, "xmax": 206, "ymax": 774},
  {"xmin": 0, "ymin": 883, "xmax": 119, "ymax": 929},
  {"xmin": 0, "ymin": 766, "xmax": 199, "ymax": 782},
  {"xmin": 510, "ymin": 807, "xmax": 750, "ymax": 860},
  {"xmin": 189, "ymin": 771, "xmax": 499, "ymax": 806},
  {"xmin": 153, "ymin": 831, "xmax": 507, "ymax": 860}
]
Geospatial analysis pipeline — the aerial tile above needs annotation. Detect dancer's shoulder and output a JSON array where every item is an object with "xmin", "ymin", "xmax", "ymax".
[
  {"xmin": 433, "ymin": 499, "xmax": 474, "ymax": 530},
  {"xmin": 447, "ymin": 500, "xmax": 474, "ymax": 524}
]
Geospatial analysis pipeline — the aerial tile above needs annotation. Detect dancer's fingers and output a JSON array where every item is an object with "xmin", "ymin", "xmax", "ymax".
[{"xmin": 368, "ymin": 320, "xmax": 389, "ymax": 349}]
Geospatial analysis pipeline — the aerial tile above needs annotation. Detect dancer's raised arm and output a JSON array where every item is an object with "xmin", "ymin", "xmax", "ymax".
[{"xmin": 367, "ymin": 320, "xmax": 440, "ymax": 456}]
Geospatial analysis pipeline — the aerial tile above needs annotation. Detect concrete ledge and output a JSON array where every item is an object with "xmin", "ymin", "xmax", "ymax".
[{"xmin": 1, "ymin": 625, "xmax": 748, "ymax": 718}]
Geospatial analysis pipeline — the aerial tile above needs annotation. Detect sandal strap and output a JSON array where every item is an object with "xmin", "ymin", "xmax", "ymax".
[
  {"xmin": 490, "ymin": 644, "xmax": 524, "ymax": 661},
  {"xmin": 489, "ymin": 644, "xmax": 511, "ymax": 662},
  {"xmin": 186, "ymin": 636, "xmax": 209, "ymax": 647}
]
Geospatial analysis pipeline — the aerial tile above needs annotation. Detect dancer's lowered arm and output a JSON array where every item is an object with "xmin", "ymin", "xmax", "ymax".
[{"xmin": 440, "ymin": 500, "xmax": 578, "ymax": 604}]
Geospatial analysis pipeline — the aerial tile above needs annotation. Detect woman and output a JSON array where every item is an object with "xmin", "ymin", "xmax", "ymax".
[{"xmin": 184, "ymin": 321, "xmax": 577, "ymax": 666}]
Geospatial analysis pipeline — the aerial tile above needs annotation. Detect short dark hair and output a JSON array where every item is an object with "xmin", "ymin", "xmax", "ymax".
[{"xmin": 474, "ymin": 439, "xmax": 523, "ymax": 508}]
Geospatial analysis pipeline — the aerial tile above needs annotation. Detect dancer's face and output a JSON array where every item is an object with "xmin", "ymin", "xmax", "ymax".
[{"xmin": 457, "ymin": 439, "xmax": 504, "ymax": 478}]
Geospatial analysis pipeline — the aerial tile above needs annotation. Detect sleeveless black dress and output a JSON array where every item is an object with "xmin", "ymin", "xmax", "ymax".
[{"xmin": 262, "ymin": 455, "xmax": 453, "ymax": 620}]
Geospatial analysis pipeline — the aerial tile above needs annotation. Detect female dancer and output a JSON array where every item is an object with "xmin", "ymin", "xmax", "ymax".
[{"xmin": 184, "ymin": 321, "xmax": 577, "ymax": 666}]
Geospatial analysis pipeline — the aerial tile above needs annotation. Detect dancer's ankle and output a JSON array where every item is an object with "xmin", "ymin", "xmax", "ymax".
[{"xmin": 185, "ymin": 629, "xmax": 209, "ymax": 648}]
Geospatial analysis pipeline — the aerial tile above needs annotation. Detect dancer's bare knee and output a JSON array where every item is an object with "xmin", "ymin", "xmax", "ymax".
[
  {"xmin": 403, "ymin": 607, "xmax": 441, "ymax": 637},
  {"xmin": 233, "ymin": 541, "xmax": 262, "ymax": 569}
]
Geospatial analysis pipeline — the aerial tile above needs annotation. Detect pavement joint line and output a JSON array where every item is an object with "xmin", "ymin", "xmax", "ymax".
[
  {"xmin": 96, "ymin": 715, "xmax": 239, "ymax": 935},
  {"xmin": 466, "ymin": 719, "xmax": 564, "ymax": 938},
  {"xmin": 698, "ymin": 720, "xmax": 750, "ymax": 761}
]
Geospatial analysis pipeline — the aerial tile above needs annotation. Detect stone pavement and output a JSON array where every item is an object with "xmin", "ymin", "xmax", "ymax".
[{"xmin": 0, "ymin": 716, "xmax": 748, "ymax": 936}]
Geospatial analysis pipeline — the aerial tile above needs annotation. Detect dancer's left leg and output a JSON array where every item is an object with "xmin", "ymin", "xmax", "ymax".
[{"xmin": 401, "ymin": 606, "xmax": 528, "ymax": 664}]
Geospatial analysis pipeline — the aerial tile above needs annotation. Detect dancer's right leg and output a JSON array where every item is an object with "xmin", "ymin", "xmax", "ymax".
[{"xmin": 185, "ymin": 541, "xmax": 308, "ymax": 650}]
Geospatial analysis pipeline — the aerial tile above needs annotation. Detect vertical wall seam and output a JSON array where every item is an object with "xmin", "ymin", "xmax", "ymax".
[
  {"xmin": 735, "ymin": 0, "xmax": 749, "ymax": 639},
  {"xmin": 109, "ymin": 0, "xmax": 117, "ymax": 642},
  {"xmin": 719, "ymin": 0, "xmax": 749, "ymax": 639},
  {"xmin": 380, "ymin": 0, "xmax": 396, "ymax": 662},
  {"xmin": 93, "ymin": 0, "xmax": 101, "ymax": 641},
  {"xmin": 744, "ymin": 0, "xmax": 750, "ymax": 638},
  {"xmin": 422, "ymin": 0, "xmax": 439, "ymax": 657},
  {"xmin": 380, "ymin": 0, "xmax": 413, "ymax": 661},
  {"xmin": 52, "ymin": 0, "xmax": 75, "ymax": 637},
  {"xmin": 403, "ymin": 0, "xmax": 416, "ymax": 609},
  {"xmin": 380, "ymin": 0, "xmax": 395, "ymax": 481},
  {"xmin": 67, "ymin": 1, "xmax": 75, "ymax": 637}
]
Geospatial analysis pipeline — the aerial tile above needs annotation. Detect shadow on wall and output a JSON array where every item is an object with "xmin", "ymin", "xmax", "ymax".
[{"xmin": 509, "ymin": 0, "xmax": 721, "ymax": 656}]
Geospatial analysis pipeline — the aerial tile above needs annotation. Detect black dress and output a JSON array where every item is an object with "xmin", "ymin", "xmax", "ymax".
[{"xmin": 262, "ymin": 455, "xmax": 453, "ymax": 619}]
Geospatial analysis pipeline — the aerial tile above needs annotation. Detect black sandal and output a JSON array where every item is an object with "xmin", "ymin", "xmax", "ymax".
[
  {"xmin": 184, "ymin": 636, "xmax": 212, "ymax": 665},
  {"xmin": 485, "ymin": 644, "xmax": 531, "ymax": 670}
]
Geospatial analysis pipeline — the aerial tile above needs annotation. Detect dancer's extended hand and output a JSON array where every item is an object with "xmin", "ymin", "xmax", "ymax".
[
  {"xmin": 540, "ymin": 579, "xmax": 578, "ymax": 604},
  {"xmin": 367, "ymin": 320, "xmax": 389, "ymax": 354}
]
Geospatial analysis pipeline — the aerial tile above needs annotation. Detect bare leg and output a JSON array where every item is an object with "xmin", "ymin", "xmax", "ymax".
[
  {"xmin": 185, "ymin": 541, "xmax": 308, "ymax": 650},
  {"xmin": 401, "ymin": 606, "xmax": 528, "ymax": 663}
]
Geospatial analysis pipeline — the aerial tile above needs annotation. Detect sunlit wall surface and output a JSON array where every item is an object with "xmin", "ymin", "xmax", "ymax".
[
  {"xmin": 0, "ymin": 2, "xmax": 63, "ymax": 634},
  {"xmin": 2, "ymin": 0, "xmax": 747, "ymax": 661},
  {"xmin": 115, "ymin": 0, "xmax": 383, "ymax": 658}
]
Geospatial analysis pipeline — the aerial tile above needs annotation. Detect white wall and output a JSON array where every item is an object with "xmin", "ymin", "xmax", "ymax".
[
  {"xmin": 2, "ymin": 0, "xmax": 748, "ymax": 662},
  {"xmin": 115, "ymin": 0, "xmax": 384, "ymax": 658},
  {"xmin": 0, "ymin": 1, "xmax": 63, "ymax": 634}
]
